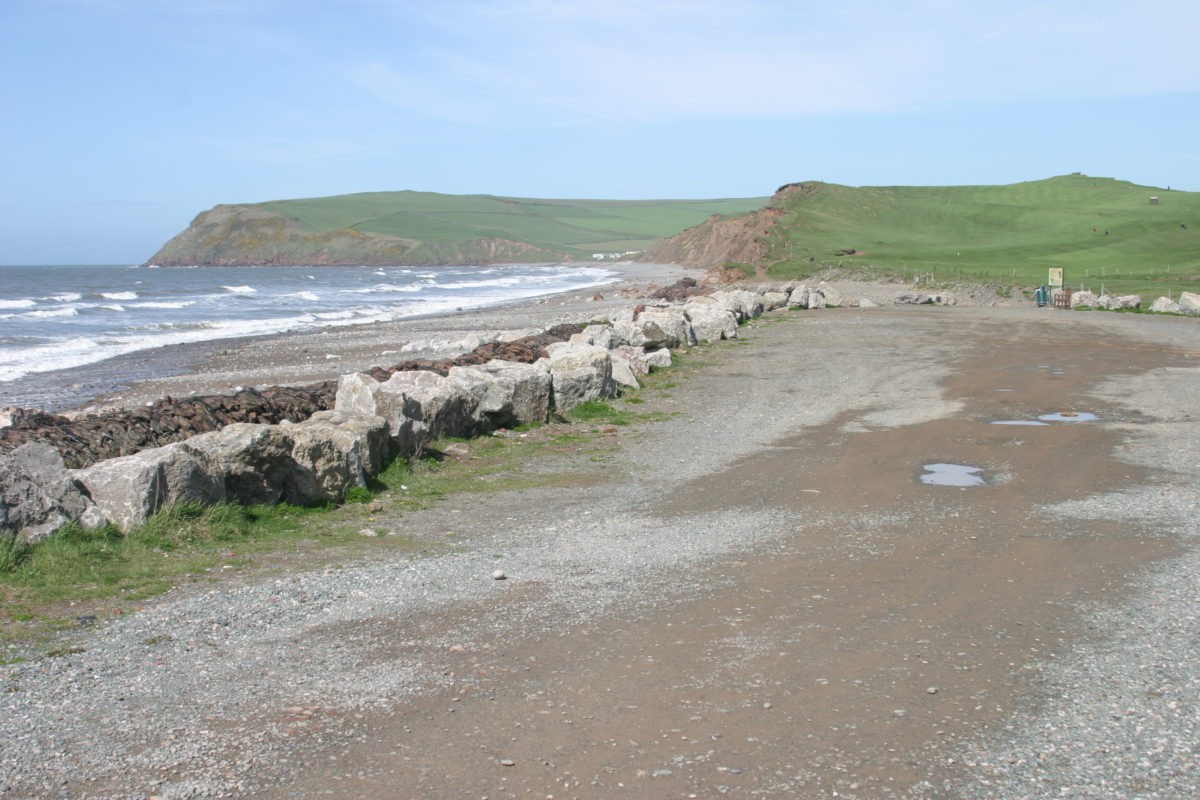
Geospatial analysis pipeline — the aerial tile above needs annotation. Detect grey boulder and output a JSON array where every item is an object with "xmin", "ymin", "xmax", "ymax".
[
  {"xmin": 73, "ymin": 443, "xmax": 225, "ymax": 532},
  {"xmin": 2, "ymin": 443, "xmax": 105, "ymax": 542},
  {"xmin": 181, "ymin": 423, "xmax": 295, "ymax": 506}
]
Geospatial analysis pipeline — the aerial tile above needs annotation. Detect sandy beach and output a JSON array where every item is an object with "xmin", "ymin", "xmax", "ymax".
[{"xmin": 0, "ymin": 261, "xmax": 692, "ymax": 415}]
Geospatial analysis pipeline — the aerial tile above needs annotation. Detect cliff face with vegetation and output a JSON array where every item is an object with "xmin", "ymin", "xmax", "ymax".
[
  {"xmin": 146, "ymin": 191, "xmax": 770, "ymax": 267},
  {"xmin": 147, "ymin": 205, "xmax": 562, "ymax": 267}
]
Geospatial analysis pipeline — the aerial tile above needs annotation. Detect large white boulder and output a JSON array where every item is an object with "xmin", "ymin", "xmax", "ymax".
[
  {"xmin": 709, "ymin": 290, "xmax": 764, "ymax": 321},
  {"xmin": 336, "ymin": 370, "xmax": 478, "ymax": 453},
  {"xmin": 448, "ymin": 359, "xmax": 552, "ymax": 429},
  {"xmin": 571, "ymin": 324, "xmax": 615, "ymax": 350},
  {"xmin": 181, "ymin": 423, "xmax": 295, "ymax": 507},
  {"xmin": 1070, "ymin": 290, "xmax": 1099, "ymax": 308},
  {"xmin": 788, "ymin": 285, "xmax": 826, "ymax": 309},
  {"xmin": 1150, "ymin": 296, "xmax": 1182, "ymax": 314},
  {"xmin": 683, "ymin": 302, "xmax": 739, "ymax": 343},
  {"xmin": 283, "ymin": 411, "xmax": 389, "ymax": 504},
  {"xmin": 612, "ymin": 306, "xmax": 696, "ymax": 349},
  {"xmin": 1111, "ymin": 294, "xmax": 1142, "ymax": 310},
  {"xmin": 760, "ymin": 291, "xmax": 790, "ymax": 311},
  {"xmin": 642, "ymin": 348, "xmax": 673, "ymax": 370},
  {"xmin": 73, "ymin": 443, "xmax": 226, "ymax": 531},
  {"xmin": 817, "ymin": 282, "xmax": 842, "ymax": 307},
  {"xmin": 608, "ymin": 351, "xmax": 640, "ymax": 389},
  {"xmin": 545, "ymin": 343, "xmax": 617, "ymax": 411},
  {"xmin": 1178, "ymin": 291, "xmax": 1200, "ymax": 315}
]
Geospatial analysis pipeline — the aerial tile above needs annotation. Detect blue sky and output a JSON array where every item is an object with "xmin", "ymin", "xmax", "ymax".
[{"xmin": 3, "ymin": 0, "xmax": 1199, "ymax": 264}]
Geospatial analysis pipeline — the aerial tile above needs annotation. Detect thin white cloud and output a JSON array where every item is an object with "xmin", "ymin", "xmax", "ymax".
[{"xmin": 352, "ymin": 0, "xmax": 1200, "ymax": 124}]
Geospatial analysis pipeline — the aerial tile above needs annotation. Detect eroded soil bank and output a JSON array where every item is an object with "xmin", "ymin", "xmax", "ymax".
[{"xmin": 4, "ymin": 306, "xmax": 1199, "ymax": 799}]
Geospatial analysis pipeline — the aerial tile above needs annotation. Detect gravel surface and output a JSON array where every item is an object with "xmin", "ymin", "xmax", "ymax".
[
  {"xmin": 2, "ymin": 304, "xmax": 1199, "ymax": 799},
  {"xmin": 941, "ymin": 356, "xmax": 1200, "ymax": 799}
]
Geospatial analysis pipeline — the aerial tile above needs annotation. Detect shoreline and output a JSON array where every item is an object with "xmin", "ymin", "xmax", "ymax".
[{"xmin": 0, "ymin": 261, "xmax": 692, "ymax": 415}]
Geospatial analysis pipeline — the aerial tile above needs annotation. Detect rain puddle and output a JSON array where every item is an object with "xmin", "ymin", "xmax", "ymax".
[
  {"xmin": 1038, "ymin": 412, "xmax": 1099, "ymax": 422},
  {"xmin": 920, "ymin": 463, "xmax": 986, "ymax": 486},
  {"xmin": 991, "ymin": 420, "xmax": 1050, "ymax": 426}
]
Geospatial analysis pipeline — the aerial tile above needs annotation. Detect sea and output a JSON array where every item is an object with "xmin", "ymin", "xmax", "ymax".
[{"xmin": 0, "ymin": 263, "xmax": 617, "ymax": 410}]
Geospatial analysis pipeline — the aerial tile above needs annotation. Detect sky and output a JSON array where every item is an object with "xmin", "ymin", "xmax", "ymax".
[{"xmin": 3, "ymin": 0, "xmax": 1199, "ymax": 265}]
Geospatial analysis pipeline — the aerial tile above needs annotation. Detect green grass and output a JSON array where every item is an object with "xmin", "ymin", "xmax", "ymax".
[
  {"xmin": 0, "ymin": 502, "xmax": 326, "ymax": 607},
  {"xmin": 749, "ymin": 174, "xmax": 1200, "ymax": 300},
  {"xmin": 254, "ymin": 191, "xmax": 769, "ymax": 258}
]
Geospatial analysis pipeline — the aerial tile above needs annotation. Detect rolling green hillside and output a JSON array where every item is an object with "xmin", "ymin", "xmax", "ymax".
[
  {"xmin": 654, "ymin": 175, "xmax": 1200, "ymax": 299},
  {"xmin": 148, "ymin": 191, "xmax": 769, "ymax": 267}
]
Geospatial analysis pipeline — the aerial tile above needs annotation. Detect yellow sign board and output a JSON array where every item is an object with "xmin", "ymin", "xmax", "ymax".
[{"xmin": 1048, "ymin": 268, "xmax": 1064, "ymax": 287}]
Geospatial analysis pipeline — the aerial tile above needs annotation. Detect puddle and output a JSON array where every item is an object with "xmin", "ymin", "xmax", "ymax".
[
  {"xmin": 1038, "ymin": 412, "xmax": 1099, "ymax": 422},
  {"xmin": 991, "ymin": 420, "xmax": 1050, "ymax": 426},
  {"xmin": 920, "ymin": 463, "xmax": 986, "ymax": 486}
]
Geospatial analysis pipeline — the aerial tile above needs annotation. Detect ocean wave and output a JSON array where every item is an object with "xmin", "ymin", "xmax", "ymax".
[
  {"xmin": 440, "ymin": 277, "xmax": 523, "ymax": 290},
  {"xmin": 130, "ymin": 301, "xmax": 195, "ymax": 309},
  {"xmin": 23, "ymin": 308, "xmax": 78, "ymax": 319},
  {"xmin": 99, "ymin": 304, "xmax": 126, "ymax": 312},
  {"xmin": 288, "ymin": 291, "xmax": 320, "ymax": 301},
  {"xmin": 221, "ymin": 285, "xmax": 257, "ymax": 294},
  {"xmin": 346, "ymin": 283, "xmax": 422, "ymax": 294},
  {"xmin": 100, "ymin": 291, "xmax": 138, "ymax": 300},
  {"xmin": 45, "ymin": 293, "xmax": 83, "ymax": 302},
  {"xmin": 0, "ymin": 299, "xmax": 37, "ymax": 309}
]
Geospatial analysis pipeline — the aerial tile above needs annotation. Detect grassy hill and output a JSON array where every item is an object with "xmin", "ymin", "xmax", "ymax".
[
  {"xmin": 656, "ymin": 175, "xmax": 1200, "ymax": 299},
  {"xmin": 148, "ymin": 192, "xmax": 769, "ymax": 267}
]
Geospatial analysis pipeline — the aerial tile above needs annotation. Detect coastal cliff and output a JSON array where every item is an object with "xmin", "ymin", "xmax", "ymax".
[
  {"xmin": 147, "ymin": 204, "xmax": 563, "ymax": 267},
  {"xmin": 145, "ymin": 191, "xmax": 770, "ymax": 267},
  {"xmin": 644, "ymin": 183, "xmax": 805, "ymax": 270}
]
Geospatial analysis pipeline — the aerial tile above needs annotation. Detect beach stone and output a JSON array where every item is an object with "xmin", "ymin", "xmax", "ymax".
[
  {"xmin": 858, "ymin": 298, "xmax": 878, "ymax": 308},
  {"xmin": 544, "ymin": 343, "xmax": 616, "ymax": 411},
  {"xmin": 893, "ymin": 292, "xmax": 932, "ymax": 305},
  {"xmin": 1070, "ymin": 290, "xmax": 1099, "ymax": 308},
  {"xmin": 1178, "ymin": 291, "xmax": 1200, "ymax": 315},
  {"xmin": 1150, "ymin": 296, "xmax": 1182, "ymax": 314},
  {"xmin": 787, "ymin": 285, "xmax": 810, "ymax": 308},
  {"xmin": 1, "ymin": 443, "xmax": 105, "ymax": 542},
  {"xmin": 283, "ymin": 411, "xmax": 389, "ymax": 504},
  {"xmin": 73, "ymin": 442, "xmax": 226, "ymax": 532},
  {"xmin": 448, "ymin": 359, "xmax": 552, "ymax": 430},
  {"xmin": 683, "ymin": 302, "xmax": 739, "ymax": 343},
  {"xmin": 181, "ymin": 423, "xmax": 295, "ymax": 506}
]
